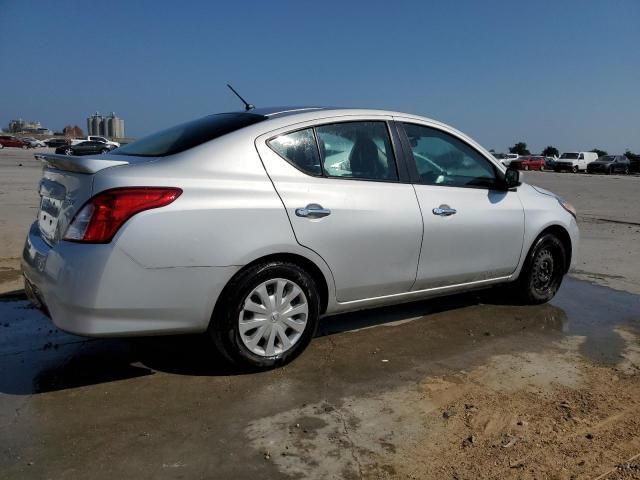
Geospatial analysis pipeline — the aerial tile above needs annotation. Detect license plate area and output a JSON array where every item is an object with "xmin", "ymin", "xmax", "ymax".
[{"xmin": 38, "ymin": 196, "xmax": 63, "ymax": 241}]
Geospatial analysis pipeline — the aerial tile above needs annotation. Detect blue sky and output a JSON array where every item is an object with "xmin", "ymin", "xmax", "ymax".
[{"xmin": 1, "ymin": 0, "xmax": 638, "ymax": 153}]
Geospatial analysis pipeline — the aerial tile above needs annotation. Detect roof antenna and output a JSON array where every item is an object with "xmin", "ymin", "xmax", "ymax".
[{"xmin": 227, "ymin": 83, "xmax": 255, "ymax": 111}]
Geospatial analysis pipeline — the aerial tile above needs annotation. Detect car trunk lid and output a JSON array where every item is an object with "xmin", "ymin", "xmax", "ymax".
[{"xmin": 34, "ymin": 153, "xmax": 131, "ymax": 244}]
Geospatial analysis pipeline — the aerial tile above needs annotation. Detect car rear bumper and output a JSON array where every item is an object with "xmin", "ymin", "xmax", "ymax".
[{"xmin": 21, "ymin": 222, "xmax": 239, "ymax": 337}]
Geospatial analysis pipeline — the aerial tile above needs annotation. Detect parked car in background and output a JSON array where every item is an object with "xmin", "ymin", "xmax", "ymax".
[
  {"xmin": 500, "ymin": 153, "xmax": 519, "ymax": 167},
  {"xmin": 44, "ymin": 138, "xmax": 71, "ymax": 148},
  {"xmin": 21, "ymin": 137, "xmax": 46, "ymax": 148},
  {"xmin": 544, "ymin": 156, "xmax": 556, "ymax": 170},
  {"xmin": 0, "ymin": 135, "xmax": 28, "ymax": 149},
  {"xmin": 510, "ymin": 155, "xmax": 546, "ymax": 171},
  {"xmin": 71, "ymin": 136, "xmax": 120, "ymax": 148},
  {"xmin": 586, "ymin": 155, "xmax": 631, "ymax": 175},
  {"xmin": 23, "ymin": 106, "xmax": 579, "ymax": 370},
  {"xmin": 55, "ymin": 141, "xmax": 117, "ymax": 156},
  {"xmin": 554, "ymin": 151, "xmax": 599, "ymax": 173}
]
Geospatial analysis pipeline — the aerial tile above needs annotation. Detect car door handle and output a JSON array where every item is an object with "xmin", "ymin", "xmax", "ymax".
[
  {"xmin": 295, "ymin": 204, "xmax": 331, "ymax": 219},
  {"xmin": 432, "ymin": 205, "xmax": 457, "ymax": 216}
]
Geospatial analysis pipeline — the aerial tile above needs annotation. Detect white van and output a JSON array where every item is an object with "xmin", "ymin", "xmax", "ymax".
[{"xmin": 554, "ymin": 151, "xmax": 599, "ymax": 172}]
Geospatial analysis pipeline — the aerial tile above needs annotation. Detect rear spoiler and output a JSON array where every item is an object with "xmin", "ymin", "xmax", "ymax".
[{"xmin": 34, "ymin": 153, "xmax": 129, "ymax": 174}]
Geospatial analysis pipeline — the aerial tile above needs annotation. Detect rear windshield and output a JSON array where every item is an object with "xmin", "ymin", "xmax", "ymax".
[
  {"xmin": 560, "ymin": 152, "xmax": 579, "ymax": 159},
  {"xmin": 112, "ymin": 113, "xmax": 267, "ymax": 157}
]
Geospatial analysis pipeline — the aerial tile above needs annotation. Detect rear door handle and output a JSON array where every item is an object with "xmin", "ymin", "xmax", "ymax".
[
  {"xmin": 432, "ymin": 205, "xmax": 457, "ymax": 216},
  {"xmin": 295, "ymin": 204, "xmax": 331, "ymax": 219}
]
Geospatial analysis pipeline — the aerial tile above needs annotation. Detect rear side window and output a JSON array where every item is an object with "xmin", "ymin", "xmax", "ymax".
[
  {"xmin": 316, "ymin": 122, "xmax": 398, "ymax": 181},
  {"xmin": 268, "ymin": 129, "xmax": 322, "ymax": 176},
  {"xmin": 268, "ymin": 121, "xmax": 399, "ymax": 182},
  {"xmin": 112, "ymin": 113, "xmax": 266, "ymax": 157}
]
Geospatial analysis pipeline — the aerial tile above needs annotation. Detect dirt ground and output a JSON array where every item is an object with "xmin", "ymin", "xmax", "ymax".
[{"xmin": 0, "ymin": 148, "xmax": 639, "ymax": 479}]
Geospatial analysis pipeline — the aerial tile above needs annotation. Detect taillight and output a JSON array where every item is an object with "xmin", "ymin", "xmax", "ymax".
[{"xmin": 64, "ymin": 187, "xmax": 182, "ymax": 243}]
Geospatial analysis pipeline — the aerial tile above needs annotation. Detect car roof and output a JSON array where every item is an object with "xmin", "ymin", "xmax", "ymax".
[{"xmin": 227, "ymin": 106, "xmax": 438, "ymax": 122}]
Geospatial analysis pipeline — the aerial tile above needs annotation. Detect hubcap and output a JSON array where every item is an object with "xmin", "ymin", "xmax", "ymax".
[
  {"xmin": 239, "ymin": 278, "xmax": 308, "ymax": 357},
  {"xmin": 532, "ymin": 249, "xmax": 555, "ymax": 294}
]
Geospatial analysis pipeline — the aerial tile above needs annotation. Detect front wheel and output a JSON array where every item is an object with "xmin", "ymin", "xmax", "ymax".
[
  {"xmin": 514, "ymin": 233, "xmax": 566, "ymax": 304},
  {"xmin": 624, "ymin": 167, "xmax": 630, "ymax": 175},
  {"xmin": 572, "ymin": 166, "xmax": 579, "ymax": 173},
  {"xmin": 209, "ymin": 261, "xmax": 320, "ymax": 370},
  {"xmin": 64, "ymin": 148, "xmax": 73, "ymax": 156},
  {"xmin": 101, "ymin": 148, "xmax": 109, "ymax": 154},
  {"xmin": 524, "ymin": 165, "xmax": 529, "ymax": 171},
  {"xmin": 540, "ymin": 165, "xmax": 545, "ymax": 171}
]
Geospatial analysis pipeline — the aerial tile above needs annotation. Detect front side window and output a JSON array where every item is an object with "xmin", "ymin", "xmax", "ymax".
[
  {"xmin": 315, "ymin": 122, "xmax": 398, "ymax": 181},
  {"xmin": 402, "ymin": 123, "xmax": 497, "ymax": 188},
  {"xmin": 268, "ymin": 129, "xmax": 321, "ymax": 176}
]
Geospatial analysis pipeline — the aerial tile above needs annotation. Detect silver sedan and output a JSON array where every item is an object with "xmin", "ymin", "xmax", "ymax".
[{"xmin": 22, "ymin": 107, "xmax": 579, "ymax": 369}]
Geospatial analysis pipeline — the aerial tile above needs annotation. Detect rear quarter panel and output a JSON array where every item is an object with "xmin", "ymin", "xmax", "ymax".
[{"xmin": 91, "ymin": 132, "xmax": 337, "ymax": 299}]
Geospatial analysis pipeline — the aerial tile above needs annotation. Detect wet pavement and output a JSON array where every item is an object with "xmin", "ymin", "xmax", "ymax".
[{"xmin": 0, "ymin": 277, "xmax": 639, "ymax": 479}]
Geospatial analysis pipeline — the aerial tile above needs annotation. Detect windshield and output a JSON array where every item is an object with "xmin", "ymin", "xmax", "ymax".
[
  {"xmin": 560, "ymin": 152, "xmax": 579, "ymax": 159},
  {"xmin": 112, "ymin": 113, "xmax": 266, "ymax": 157},
  {"xmin": 598, "ymin": 155, "xmax": 615, "ymax": 162}
]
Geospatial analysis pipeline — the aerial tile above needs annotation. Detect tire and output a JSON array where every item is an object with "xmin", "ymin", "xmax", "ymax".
[
  {"xmin": 22, "ymin": 145, "xmax": 28, "ymax": 149},
  {"xmin": 572, "ymin": 166, "xmax": 579, "ymax": 173},
  {"xmin": 540, "ymin": 165, "xmax": 545, "ymax": 171},
  {"xmin": 101, "ymin": 149, "xmax": 109, "ymax": 154},
  {"xmin": 64, "ymin": 148, "xmax": 73, "ymax": 156},
  {"xmin": 0, "ymin": 143, "xmax": 4, "ymax": 149},
  {"xmin": 514, "ymin": 233, "xmax": 566, "ymax": 305},
  {"xmin": 209, "ymin": 261, "xmax": 320, "ymax": 370},
  {"xmin": 608, "ymin": 167, "xmax": 613, "ymax": 175},
  {"xmin": 524, "ymin": 165, "xmax": 529, "ymax": 171},
  {"xmin": 624, "ymin": 167, "xmax": 630, "ymax": 175}
]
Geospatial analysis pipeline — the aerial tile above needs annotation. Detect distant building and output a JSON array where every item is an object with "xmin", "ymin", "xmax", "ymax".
[
  {"xmin": 8, "ymin": 119, "xmax": 50, "ymax": 134},
  {"xmin": 86, "ymin": 112, "xmax": 125, "ymax": 138}
]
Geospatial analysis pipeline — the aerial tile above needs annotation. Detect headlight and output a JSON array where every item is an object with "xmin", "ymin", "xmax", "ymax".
[{"xmin": 558, "ymin": 198, "xmax": 577, "ymax": 218}]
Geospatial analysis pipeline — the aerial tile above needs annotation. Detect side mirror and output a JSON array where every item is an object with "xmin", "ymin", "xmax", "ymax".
[{"xmin": 504, "ymin": 167, "xmax": 520, "ymax": 189}]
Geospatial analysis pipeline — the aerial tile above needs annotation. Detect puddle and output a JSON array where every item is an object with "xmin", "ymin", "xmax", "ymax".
[
  {"xmin": 0, "ymin": 277, "xmax": 638, "ymax": 397},
  {"xmin": 551, "ymin": 278, "xmax": 640, "ymax": 363}
]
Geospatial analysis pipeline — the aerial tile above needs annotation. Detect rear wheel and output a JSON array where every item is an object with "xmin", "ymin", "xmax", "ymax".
[
  {"xmin": 624, "ymin": 166, "xmax": 630, "ymax": 175},
  {"xmin": 64, "ymin": 148, "xmax": 73, "ymax": 156},
  {"xmin": 540, "ymin": 165, "xmax": 545, "ymax": 171},
  {"xmin": 572, "ymin": 166, "xmax": 579, "ymax": 173},
  {"xmin": 101, "ymin": 148, "xmax": 109, "ymax": 154},
  {"xmin": 209, "ymin": 261, "xmax": 320, "ymax": 370},
  {"xmin": 514, "ymin": 233, "xmax": 566, "ymax": 304},
  {"xmin": 524, "ymin": 165, "xmax": 529, "ymax": 171}
]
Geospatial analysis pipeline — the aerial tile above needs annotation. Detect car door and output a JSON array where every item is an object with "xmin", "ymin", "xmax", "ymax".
[
  {"xmin": 396, "ymin": 120, "xmax": 525, "ymax": 290},
  {"xmin": 256, "ymin": 118, "xmax": 423, "ymax": 302}
]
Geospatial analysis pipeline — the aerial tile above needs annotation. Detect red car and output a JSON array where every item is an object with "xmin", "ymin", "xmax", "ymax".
[
  {"xmin": 510, "ymin": 155, "xmax": 546, "ymax": 171},
  {"xmin": 0, "ymin": 135, "xmax": 28, "ymax": 149}
]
